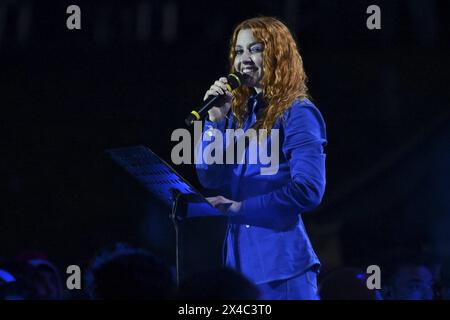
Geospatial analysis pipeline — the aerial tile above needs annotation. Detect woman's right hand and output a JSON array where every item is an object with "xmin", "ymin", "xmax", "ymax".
[{"xmin": 204, "ymin": 77, "xmax": 233, "ymax": 122}]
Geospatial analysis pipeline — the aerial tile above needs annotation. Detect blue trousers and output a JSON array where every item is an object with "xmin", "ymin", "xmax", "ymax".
[{"xmin": 257, "ymin": 269, "xmax": 320, "ymax": 300}]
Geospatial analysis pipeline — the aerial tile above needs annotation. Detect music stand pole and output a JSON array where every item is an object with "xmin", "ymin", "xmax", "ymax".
[{"xmin": 170, "ymin": 188, "xmax": 186, "ymax": 287}]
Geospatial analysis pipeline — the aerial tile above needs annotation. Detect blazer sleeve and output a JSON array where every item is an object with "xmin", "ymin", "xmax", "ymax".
[{"xmin": 240, "ymin": 100, "xmax": 327, "ymax": 218}]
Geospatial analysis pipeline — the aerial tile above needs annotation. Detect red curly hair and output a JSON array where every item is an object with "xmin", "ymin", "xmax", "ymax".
[{"xmin": 229, "ymin": 17, "xmax": 309, "ymax": 131}]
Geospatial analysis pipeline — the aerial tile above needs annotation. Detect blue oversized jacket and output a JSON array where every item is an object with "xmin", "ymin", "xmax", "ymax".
[{"xmin": 195, "ymin": 93, "xmax": 327, "ymax": 284}]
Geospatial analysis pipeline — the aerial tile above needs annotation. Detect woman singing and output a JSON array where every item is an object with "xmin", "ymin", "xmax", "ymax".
[{"xmin": 195, "ymin": 16, "xmax": 327, "ymax": 300}]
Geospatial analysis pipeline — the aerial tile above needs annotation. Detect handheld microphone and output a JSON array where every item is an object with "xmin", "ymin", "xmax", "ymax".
[{"xmin": 185, "ymin": 72, "xmax": 244, "ymax": 126}]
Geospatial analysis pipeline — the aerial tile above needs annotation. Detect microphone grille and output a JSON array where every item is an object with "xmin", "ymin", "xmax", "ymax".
[{"xmin": 227, "ymin": 72, "xmax": 244, "ymax": 90}]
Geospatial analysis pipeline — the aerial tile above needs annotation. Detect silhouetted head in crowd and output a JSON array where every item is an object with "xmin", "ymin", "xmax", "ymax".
[
  {"xmin": 13, "ymin": 252, "xmax": 64, "ymax": 300},
  {"xmin": 381, "ymin": 255, "xmax": 434, "ymax": 300},
  {"xmin": 178, "ymin": 268, "xmax": 260, "ymax": 300},
  {"xmin": 85, "ymin": 243, "xmax": 175, "ymax": 299},
  {"xmin": 28, "ymin": 259, "xmax": 64, "ymax": 300},
  {"xmin": 319, "ymin": 267, "xmax": 381, "ymax": 300}
]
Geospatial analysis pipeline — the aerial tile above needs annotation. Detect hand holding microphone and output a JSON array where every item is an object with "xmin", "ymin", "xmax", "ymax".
[
  {"xmin": 204, "ymin": 77, "xmax": 233, "ymax": 122},
  {"xmin": 185, "ymin": 72, "xmax": 243, "ymax": 126}
]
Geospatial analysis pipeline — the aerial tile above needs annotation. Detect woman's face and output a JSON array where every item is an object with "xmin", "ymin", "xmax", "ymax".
[{"xmin": 233, "ymin": 29, "xmax": 264, "ymax": 92}]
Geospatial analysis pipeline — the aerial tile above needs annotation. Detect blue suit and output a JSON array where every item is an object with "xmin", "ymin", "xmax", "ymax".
[{"xmin": 195, "ymin": 94, "xmax": 327, "ymax": 297}]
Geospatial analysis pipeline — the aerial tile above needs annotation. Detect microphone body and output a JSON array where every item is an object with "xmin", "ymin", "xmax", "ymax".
[{"xmin": 185, "ymin": 73, "xmax": 243, "ymax": 126}]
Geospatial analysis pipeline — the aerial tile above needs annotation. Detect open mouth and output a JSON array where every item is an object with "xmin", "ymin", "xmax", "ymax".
[{"xmin": 242, "ymin": 67, "xmax": 257, "ymax": 74}]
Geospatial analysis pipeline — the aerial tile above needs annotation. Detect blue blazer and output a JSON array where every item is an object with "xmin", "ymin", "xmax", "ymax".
[{"xmin": 195, "ymin": 94, "xmax": 327, "ymax": 284}]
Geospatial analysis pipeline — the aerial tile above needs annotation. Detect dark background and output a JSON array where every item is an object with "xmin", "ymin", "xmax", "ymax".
[{"xmin": 1, "ymin": 0, "xmax": 449, "ymax": 277}]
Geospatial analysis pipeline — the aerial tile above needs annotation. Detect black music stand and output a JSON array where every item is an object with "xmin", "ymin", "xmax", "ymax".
[{"xmin": 106, "ymin": 145, "xmax": 223, "ymax": 286}]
